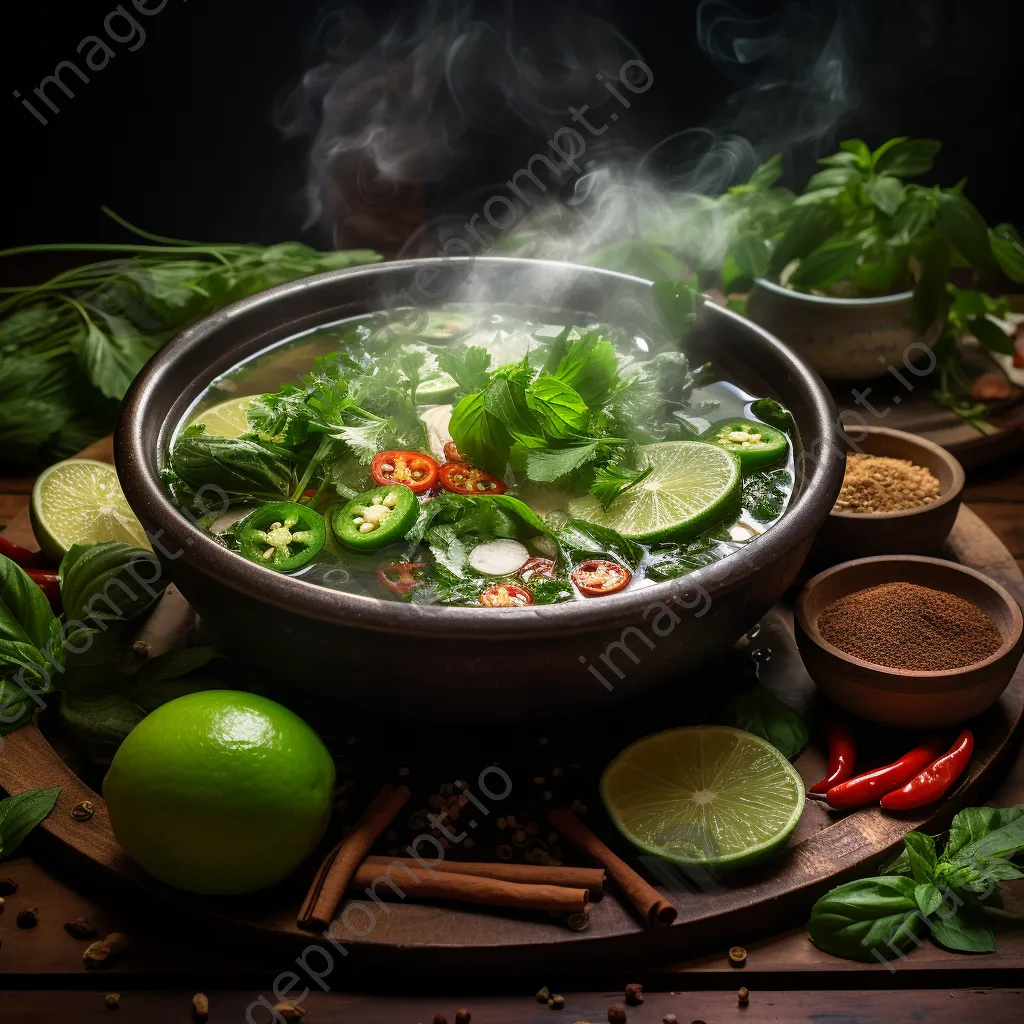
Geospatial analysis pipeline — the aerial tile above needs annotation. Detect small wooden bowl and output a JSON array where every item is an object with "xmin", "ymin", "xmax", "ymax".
[
  {"xmin": 795, "ymin": 555, "xmax": 1024, "ymax": 728},
  {"xmin": 814, "ymin": 426, "xmax": 965, "ymax": 560}
]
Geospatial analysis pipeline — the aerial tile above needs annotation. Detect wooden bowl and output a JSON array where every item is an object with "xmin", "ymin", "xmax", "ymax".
[
  {"xmin": 813, "ymin": 426, "xmax": 965, "ymax": 560},
  {"xmin": 795, "ymin": 555, "xmax": 1024, "ymax": 728}
]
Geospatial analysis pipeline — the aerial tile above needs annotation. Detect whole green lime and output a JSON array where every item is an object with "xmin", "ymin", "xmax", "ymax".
[{"xmin": 104, "ymin": 690, "xmax": 335, "ymax": 895}]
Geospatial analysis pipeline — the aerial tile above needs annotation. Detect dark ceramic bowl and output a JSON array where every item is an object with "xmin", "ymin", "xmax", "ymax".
[{"xmin": 116, "ymin": 258, "xmax": 844, "ymax": 721}]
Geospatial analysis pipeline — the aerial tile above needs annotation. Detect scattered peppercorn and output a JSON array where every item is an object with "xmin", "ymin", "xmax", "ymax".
[
  {"xmin": 455, "ymin": 1010, "xmax": 471, "ymax": 1024},
  {"xmin": 17, "ymin": 906, "xmax": 39, "ymax": 928},
  {"xmin": 192, "ymin": 992, "xmax": 210, "ymax": 1021},
  {"xmin": 729, "ymin": 945, "xmax": 747, "ymax": 966},
  {"xmin": 738, "ymin": 986, "xmax": 750, "ymax": 1004},
  {"xmin": 104, "ymin": 993, "xmax": 120, "ymax": 1009},
  {"xmin": 818, "ymin": 581, "xmax": 1003, "ymax": 671},
  {"xmin": 624, "ymin": 983, "xmax": 644, "ymax": 1006},
  {"xmin": 834, "ymin": 453, "xmax": 940, "ymax": 514},
  {"xmin": 433, "ymin": 1014, "xmax": 448, "ymax": 1024},
  {"xmin": 0, "ymin": 876, "xmax": 18, "ymax": 896},
  {"xmin": 274, "ymin": 1005, "xmax": 306, "ymax": 1022},
  {"xmin": 537, "ymin": 987, "xmax": 551, "ymax": 1003},
  {"xmin": 71, "ymin": 800, "xmax": 95, "ymax": 822},
  {"xmin": 608, "ymin": 1004, "xmax": 627, "ymax": 1024},
  {"xmin": 549, "ymin": 994, "xmax": 565, "ymax": 1010},
  {"xmin": 65, "ymin": 918, "xmax": 98, "ymax": 940}
]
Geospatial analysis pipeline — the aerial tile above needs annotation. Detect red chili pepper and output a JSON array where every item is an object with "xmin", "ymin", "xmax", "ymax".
[
  {"xmin": 0, "ymin": 535, "xmax": 49, "ymax": 569},
  {"xmin": 26, "ymin": 569, "xmax": 61, "ymax": 611},
  {"xmin": 810, "ymin": 713, "xmax": 857, "ymax": 794},
  {"xmin": 880, "ymin": 730, "xmax": 974, "ymax": 811},
  {"xmin": 825, "ymin": 734, "xmax": 948, "ymax": 809}
]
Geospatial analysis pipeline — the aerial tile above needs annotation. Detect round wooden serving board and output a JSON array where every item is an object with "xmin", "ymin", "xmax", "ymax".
[{"xmin": 1, "ymin": 443, "xmax": 1022, "ymax": 971}]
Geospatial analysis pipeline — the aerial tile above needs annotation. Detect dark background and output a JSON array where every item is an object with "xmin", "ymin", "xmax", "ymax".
[{"xmin": 4, "ymin": 0, "xmax": 1023, "ymax": 253}]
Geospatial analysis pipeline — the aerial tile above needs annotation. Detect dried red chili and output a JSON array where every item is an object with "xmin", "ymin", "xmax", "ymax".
[
  {"xmin": 809, "ymin": 713, "xmax": 856, "ymax": 795},
  {"xmin": 880, "ymin": 730, "xmax": 974, "ymax": 811},
  {"xmin": 825, "ymin": 735, "xmax": 948, "ymax": 809},
  {"xmin": 26, "ymin": 569, "xmax": 61, "ymax": 611},
  {"xmin": 0, "ymin": 536, "xmax": 48, "ymax": 569}
]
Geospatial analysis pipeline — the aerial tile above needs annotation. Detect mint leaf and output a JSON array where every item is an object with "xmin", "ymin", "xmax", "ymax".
[
  {"xmin": 525, "ymin": 441, "xmax": 605, "ymax": 483},
  {"xmin": 0, "ymin": 786, "xmax": 61, "ymax": 859},
  {"xmin": 436, "ymin": 345, "xmax": 492, "ymax": 394},
  {"xmin": 525, "ymin": 378, "xmax": 589, "ymax": 438}
]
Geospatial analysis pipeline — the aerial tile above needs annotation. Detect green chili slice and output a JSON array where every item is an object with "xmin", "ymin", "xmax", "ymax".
[
  {"xmin": 702, "ymin": 417, "xmax": 788, "ymax": 468},
  {"xmin": 234, "ymin": 501, "xmax": 326, "ymax": 572},
  {"xmin": 332, "ymin": 484, "xmax": 419, "ymax": 551}
]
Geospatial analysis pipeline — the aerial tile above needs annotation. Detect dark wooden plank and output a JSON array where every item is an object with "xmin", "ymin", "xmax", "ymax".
[{"xmin": 3, "ymin": 988, "xmax": 1024, "ymax": 1023}]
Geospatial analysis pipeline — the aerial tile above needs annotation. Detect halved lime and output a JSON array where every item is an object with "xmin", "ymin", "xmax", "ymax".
[
  {"xmin": 416, "ymin": 371, "xmax": 459, "ymax": 402},
  {"xmin": 568, "ymin": 441, "xmax": 741, "ymax": 541},
  {"xmin": 601, "ymin": 726, "xmax": 805, "ymax": 871},
  {"xmin": 31, "ymin": 459, "xmax": 149, "ymax": 559},
  {"xmin": 188, "ymin": 395, "xmax": 257, "ymax": 438}
]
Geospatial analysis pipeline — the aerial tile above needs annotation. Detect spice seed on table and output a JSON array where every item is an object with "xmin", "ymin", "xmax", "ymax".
[
  {"xmin": 104, "ymin": 993, "xmax": 120, "ymax": 1009},
  {"xmin": 192, "ymin": 992, "xmax": 210, "ymax": 1022},
  {"xmin": 64, "ymin": 918, "xmax": 98, "ymax": 940},
  {"xmin": 833, "ymin": 453, "xmax": 941, "ymax": 513},
  {"xmin": 817, "ymin": 582, "xmax": 1002, "ymax": 671},
  {"xmin": 549, "ymin": 994, "xmax": 566, "ymax": 1010},
  {"xmin": 537, "ymin": 987, "xmax": 552, "ymax": 1003},
  {"xmin": 728, "ymin": 945, "xmax": 747, "ymax": 965},
  {"xmin": 624, "ymin": 983, "xmax": 644, "ymax": 1005},
  {"xmin": 17, "ymin": 906, "xmax": 39, "ymax": 928},
  {"xmin": 608, "ymin": 1004, "xmax": 628, "ymax": 1024},
  {"xmin": 0, "ymin": 876, "xmax": 17, "ymax": 895}
]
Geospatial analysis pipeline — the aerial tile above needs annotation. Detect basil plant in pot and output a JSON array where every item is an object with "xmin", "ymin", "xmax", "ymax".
[{"xmin": 725, "ymin": 137, "xmax": 1023, "ymax": 385}]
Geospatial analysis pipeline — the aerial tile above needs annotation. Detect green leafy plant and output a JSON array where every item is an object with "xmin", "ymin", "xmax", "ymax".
[
  {"xmin": 809, "ymin": 807, "xmax": 1024, "ymax": 961},
  {"xmin": 0, "ymin": 209, "xmax": 381, "ymax": 465},
  {"xmin": 0, "ymin": 787, "xmax": 61, "ymax": 859},
  {"xmin": 721, "ymin": 684, "xmax": 808, "ymax": 760}
]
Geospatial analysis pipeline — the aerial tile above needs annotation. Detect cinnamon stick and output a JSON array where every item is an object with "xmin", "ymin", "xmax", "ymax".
[
  {"xmin": 547, "ymin": 807, "xmax": 677, "ymax": 927},
  {"xmin": 350, "ymin": 863, "xmax": 589, "ymax": 915},
  {"xmin": 363, "ymin": 856, "xmax": 605, "ymax": 899},
  {"xmin": 298, "ymin": 783, "xmax": 411, "ymax": 929}
]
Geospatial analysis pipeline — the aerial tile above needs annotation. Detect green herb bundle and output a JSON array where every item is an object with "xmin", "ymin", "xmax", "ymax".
[
  {"xmin": 809, "ymin": 807, "xmax": 1024, "ymax": 961},
  {"xmin": 0, "ymin": 210, "xmax": 380, "ymax": 465}
]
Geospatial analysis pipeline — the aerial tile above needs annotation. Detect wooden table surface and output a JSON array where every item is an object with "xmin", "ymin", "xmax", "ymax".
[{"xmin": 1, "ymin": 449, "xmax": 1022, "ymax": 1021}]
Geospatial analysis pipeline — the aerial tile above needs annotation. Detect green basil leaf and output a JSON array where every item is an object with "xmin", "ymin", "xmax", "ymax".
[
  {"xmin": 806, "ymin": 166, "xmax": 864, "ymax": 191},
  {"xmin": 525, "ymin": 378, "xmax": 589, "ymax": 438},
  {"xmin": 0, "ymin": 786, "xmax": 61, "ymax": 858},
  {"xmin": 808, "ymin": 876, "xmax": 922, "ymax": 962},
  {"xmin": 0, "ymin": 554, "xmax": 57, "ymax": 648},
  {"xmin": 914, "ymin": 883, "xmax": 943, "ymax": 917},
  {"xmin": 551, "ymin": 333, "xmax": 621, "ymax": 408},
  {"xmin": 728, "ymin": 234, "xmax": 770, "ymax": 282},
  {"xmin": 747, "ymin": 154, "xmax": 783, "ymax": 189},
  {"xmin": 948, "ymin": 814, "xmax": 1024, "ymax": 867},
  {"xmin": 839, "ymin": 138, "xmax": 872, "ymax": 167},
  {"xmin": 58, "ymin": 689, "xmax": 146, "ymax": 760},
  {"xmin": 526, "ymin": 441, "xmax": 605, "ymax": 483},
  {"xmin": 788, "ymin": 240, "xmax": 864, "ymax": 290},
  {"xmin": 741, "ymin": 469, "xmax": 792, "ymax": 523},
  {"xmin": 911, "ymin": 234, "xmax": 952, "ymax": 334},
  {"xmin": 888, "ymin": 194, "xmax": 935, "ymax": 245},
  {"xmin": 484, "ymin": 378, "xmax": 540, "ymax": 439},
  {"xmin": 130, "ymin": 646, "xmax": 220, "ymax": 689},
  {"xmin": 866, "ymin": 176, "xmax": 906, "ymax": 216},
  {"xmin": 944, "ymin": 807, "xmax": 1024, "ymax": 863},
  {"xmin": 928, "ymin": 895, "xmax": 995, "ymax": 954},
  {"xmin": 767, "ymin": 206, "xmax": 843, "ymax": 277},
  {"xmin": 969, "ymin": 316, "xmax": 1014, "ymax": 355},
  {"xmin": 0, "ymin": 643, "xmax": 56, "ymax": 735},
  {"xmin": 990, "ymin": 224, "xmax": 1024, "ymax": 283},
  {"xmin": 872, "ymin": 138, "xmax": 941, "ymax": 178},
  {"xmin": 435, "ymin": 345, "xmax": 492, "ymax": 394},
  {"xmin": 721, "ymin": 684, "xmax": 808, "ymax": 760},
  {"xmin": 448, "ymin": 392, "xmax": 512, "ymax": 476},
  {"xmin": 903, "ymin": 831, "xmax": 938, "ymax": 884},
  {"xmin": 935, "ymin": 191, "xmax": 995, "ymax": 273},
  {"xmin": 59, "ymin": 542, "xmax": 165, "ymax": 627}
]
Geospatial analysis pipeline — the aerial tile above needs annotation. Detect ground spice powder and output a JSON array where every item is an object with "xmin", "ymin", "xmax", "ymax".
[
  {"xmin": 834, "ymin": 453, "xmax": 941, "ymax": 513},
  {"xmin": 818, "ymin": 581, "xmax": 1002, "ymax": 671}
]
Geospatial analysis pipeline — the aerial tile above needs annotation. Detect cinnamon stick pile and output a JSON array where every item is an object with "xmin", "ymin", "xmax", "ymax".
[
  {"xmin": 298, "ymin": 785, "xmax": 606, "ymax": 930},
  {"xmin": 298, "ymin": 787, "xmax": 675, "ymax": 932}
]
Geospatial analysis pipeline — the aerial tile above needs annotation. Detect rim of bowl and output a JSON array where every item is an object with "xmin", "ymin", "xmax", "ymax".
[
  {"xmin": 116, "ymin": 257, "xmax": 845, "ymax": 639},
  {"xmin": 829, "ymin": 426, "xmax": 966, "ymax": 521},
  {"xmin": 795, "ymin": 554, "xmax": 1024, "ymax": 679},
  {"xmin": 753, "ymin": 277, "xmax": 914, "ymax": 308}
]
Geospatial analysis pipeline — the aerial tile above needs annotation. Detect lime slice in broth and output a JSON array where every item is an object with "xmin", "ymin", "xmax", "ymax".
[
  {"xmin": 568, "ymin": 441, "xmax": 740, "ymax": 541},
  {"xmin": 188, "ymin": 395, "xmax": 257, "ymax": 438},
  {"xmin": 31, "ymin": 459, "xmax": 149, "ymax": 558},
  {"xmin": 601, "ymin": 725, "xmax": 805, "ymax": 870}
]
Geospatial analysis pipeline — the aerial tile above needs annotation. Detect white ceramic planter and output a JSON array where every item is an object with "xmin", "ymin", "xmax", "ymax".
[{"xmin": 746, "ymin": 279, "xmax": 946, "ymax": 381}]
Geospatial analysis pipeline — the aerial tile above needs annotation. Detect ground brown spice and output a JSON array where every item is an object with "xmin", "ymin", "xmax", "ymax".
[
  {"xmin": 834, "ymin": 453, "xmax": 941, "ymax": 513},
  {"xmin": 818, "ymin": 581, "xmax": 1003, "ymax": 671}
]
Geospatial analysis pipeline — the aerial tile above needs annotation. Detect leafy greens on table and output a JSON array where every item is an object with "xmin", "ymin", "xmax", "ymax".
[
  {"xmin": 808, "ymin": 806, "xmax": 1024, "ymax": 961},
  {"xmin": 0, "ymin": 209, "xmax": 381, "ymax": 465}
]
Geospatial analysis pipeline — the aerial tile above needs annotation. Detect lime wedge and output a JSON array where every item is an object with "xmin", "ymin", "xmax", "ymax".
[
  {"xmin": 601, "ymin": 726, "xmax": 805, "ymax": 871},
  {"xmin": 188, "ymin": 395, "xmax": 257, "ymax": 438},
  {"xmin": 417, "ymin": 371, "xmax": 459, "ymax": 402},
  {"xmin": 31, "ymin": 459, "xmax": 149, "ymax": 559},
  {"xmin": 569, "ymin": 441, "xmax": 741, "ymax": 541}
]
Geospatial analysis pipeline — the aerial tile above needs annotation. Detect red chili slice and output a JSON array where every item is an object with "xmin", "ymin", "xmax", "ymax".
[
  {"xmin": 519, "ymin": 557, "xmax": 557, "ymax": 582},
  {"xmin": 479, "ymin": 583, "xmax": 533, "ymax": 607},
  {"xmin": 571, "ymin": 559, "xmax": 632, "ymax": 597},
  {"xmin": 438, "ymin": 462, "xmax": 507, "ymax": 495},
  {"xmin": 377, "ymin": 561, "xmax": 428, "ymax": 595},
  {"xmin": 370, "ymin": 451, "xmax": 439, "ymax": 494},
  {"xmin": 443, "ymin": 441, "xmax": 463, "ymax": 462}
]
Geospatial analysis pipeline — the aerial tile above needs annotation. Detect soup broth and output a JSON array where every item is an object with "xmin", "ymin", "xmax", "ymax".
[{"xmin": 166, "ymin": 302, "xmax": 794, "ymax": 607}]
